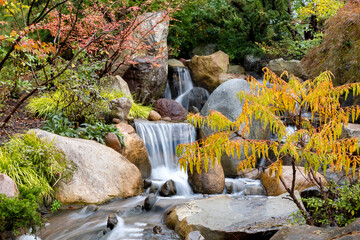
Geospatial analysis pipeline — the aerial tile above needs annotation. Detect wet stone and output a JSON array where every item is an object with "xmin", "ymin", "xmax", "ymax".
[
  {"xmin": 153, "ymin": 225, "xmax": 162, "ymax": 234},
  {"xmin": 144, "ymin": 179, "xmax": 152, "ymax": 190},
  {"xmin": 107, "ymin": 213, "xmax": 118, "ymax": 230},
  {"xmin": 159, "ymin": 180, "xmax": 177, "ymax": 197},
  {"xmin": 144, "ymin": 194, "xmax": 157, "ymax": 211}
]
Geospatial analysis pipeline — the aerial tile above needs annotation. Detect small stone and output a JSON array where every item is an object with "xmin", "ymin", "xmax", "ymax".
[
  {"xmin": 144, "ymin": 194, "xmax": 157, "ymax": 211},
  {"xmin": 103, "ymin": 228, "xmax": 111, "ymax": 235},
  {"xmin": 107, "ymin": 213, "xmax": 118, "ymax": 230},
  {"xmin": 153, "ymin": 225, "xmax": 162, "ymax": 234},
  {"xmin": 112, "ymin": 118, "xmax": 121, "ymax": 124},
  {"xmin": 143, "ymin": 179, "xmax": 152, "ymax": 189},
  {"xmin": 148, "ymin": 110, "xmax": 162, "ymax": 121},
  {"xmin": 163, "ymin": 117, "xmax": 171, "ymax": 121},
  {"xmin": 159, "ymin": 180, "xmax": 177, "ymax": 197},
  {"xmin": 225, "ymin": 182, "xmax": 233, "ymax": 194}
]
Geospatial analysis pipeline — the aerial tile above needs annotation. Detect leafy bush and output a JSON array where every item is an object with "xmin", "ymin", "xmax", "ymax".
[
  {"xmin": 27, "ymin": 89, "xmax": 153, "ymax": 121},
  {"xmin": 168, "ymin": 0, "xmax": 291, "ymax": 62},
  {"xmin": 301, "ymin": 1, "xmax": 360, "ymax": 86},
  {"xmin": 77, "ymin": 122, "xmax": 125, "ymax": 146},
  {"xmin": 256, "ymin": 33, "xmax": 323, "ymax": 60},
  {"xmin": 42, "ymin": 114, "xmax": 125, "ymax": 146},
  {"xmin": 0, "ymin": 187, "xmax": 43, "ymax": 235},
  {"xmin": 0, "ymin": 132, "xmax": 73, "ymax": 198},
  {"xmin": 303, "ymin": 182, "xmax": 360, "ymax": 227}
]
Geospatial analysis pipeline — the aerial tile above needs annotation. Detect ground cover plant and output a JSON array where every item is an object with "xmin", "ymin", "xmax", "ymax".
[{"xmin": 177, "ymin": 68, "xmax": 360, "ymax": 226}]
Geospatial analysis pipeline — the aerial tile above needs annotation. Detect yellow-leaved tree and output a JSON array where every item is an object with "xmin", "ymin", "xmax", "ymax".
[{"xmin": 177, "ymin": 68, "xmax": 360, "ymax": 225}]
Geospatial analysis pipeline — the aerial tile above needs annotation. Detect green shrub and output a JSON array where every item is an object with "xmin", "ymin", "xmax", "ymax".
[
  {"xmin": 27, "ymin": 90, "xmax": 153, "ymax": 121},
  {"xmin": 302, "ymin": 182, "xmax": 360, "ymax": 227},
  {"xmin": 42, "ymin": 114, "xmax": 125, "ymax": 146},
  {"xmin": 168, "ymin": 0, "xmax": 291, "ymax": 62},
  {"xmin": 77, "ymin": 122, "xmax": 125, "ymax": 146},
  {"xmin": 0, "ymin": 187, "xmax": 43, "ymax": 235},
  {"xmin": 0, "ymin": 132, "xmax": 73, "ymax": 198}
]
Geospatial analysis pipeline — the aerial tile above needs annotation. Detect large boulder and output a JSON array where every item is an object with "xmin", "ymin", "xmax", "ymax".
[
  {"xmin": 267, "ymin": 58, "xmax": 307, "ymax": 79},
  {"xmin": 261, "ymin": 166, "xmax": 327, "ymax": 196},
  {"xmin": 188, "ymin": 159, "xmax": 225, "ymax": 194},
  {"xmin": 102, "ymin": 75, "xmax": 132, "ymax": 97},
  {"xmin": 200, "ymin": 78, "xmax": 271, "ymax": 177},
  {"xmin": 30, "ymin": 129, "xmax": 142, "ymax": 204},
  {"xmin": 154, "ymin": 98, "xmax": 187, "ymax": 121},
  {"xmin": 188, "ymin": 51, "xmax": 229, "ymax": 92},
  {"xmin": 165, "ymin": 192, "xmax": 302, "ymax": 240},
  {"xmin": 271, "ymin": 218, "xmax": 360, "ymax": 240},
  {"xmin": 122, "ymin": 12, "xmax": 169, "ymax": 104},
  {"xmin": 123, "ymin": 56, "xmax": 167, "ymax": 104},
  {"xmin": 115, "ymin": 123, "xmax": 151, "ymax": 178},
  {"xmin": 0, "ymin": 173, "xmax": 19, "ymax": 198}
]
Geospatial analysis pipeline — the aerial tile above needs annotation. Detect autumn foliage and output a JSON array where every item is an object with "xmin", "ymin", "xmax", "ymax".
[
  {"xmin": 301, "ymin": 1, "xmax": 360, "ymax": 86},
  {"xmin": 177, "ymin": 68, "xmax": 360, "ymax": 224}
]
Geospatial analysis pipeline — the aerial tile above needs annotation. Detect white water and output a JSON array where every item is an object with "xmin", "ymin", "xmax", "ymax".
[{"xmin": 135, "ymin": 119, "xmax": 196, "ymax": 196}]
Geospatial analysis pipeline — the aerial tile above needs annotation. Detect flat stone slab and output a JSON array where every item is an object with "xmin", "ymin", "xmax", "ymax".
[{"xmin": 165, "ymin": 193, "xmax": 301, "ymax": 240}]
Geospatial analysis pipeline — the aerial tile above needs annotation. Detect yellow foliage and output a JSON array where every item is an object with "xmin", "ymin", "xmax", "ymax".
[
  {"xmin": 298, "ymin": 0, "xmax": 344, "ymax": 22},
  {"xmin": 177, "ymin": 68, "xmax": 360, "ymax": 181}
]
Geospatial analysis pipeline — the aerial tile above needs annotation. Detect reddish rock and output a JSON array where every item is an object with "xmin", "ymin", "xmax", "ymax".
[
  {"xmin": 154, "ymin": 99, "xmax": 187, "ymax": 121},
  {"xmin": 104, "ymin": 132, "xmax": 123, "ymax": 153}
]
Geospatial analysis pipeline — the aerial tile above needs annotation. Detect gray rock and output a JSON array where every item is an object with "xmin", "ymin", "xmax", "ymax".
[
  {"xmin": 267, "ymin": 58, "xmax": 307, "ymax": 79},
  {"xmin": 123, "ymin": 56, "xmax": 168, "ymax": 104},
  {"xmin": 30, "ymin": 129, "xmax": 142, "ymax": 204},
  {"xmin": 0, "ymin": 173, "xmax": 19, "ymax": 198},
  {"xmin": 159, "ymin": 180, "xmax": 177, "ymax": 197},
  {"xmin": 244, "ymin": 184, "xmax": 265, "ymax": 196},
  {"xmin": 109, "ymin": 97, "xmax": 132, "ymax": 121},
  {"xmin": 165, "ymin": 192, "xmax": 302, "ymax": 240},
  {"xmin": 144, "ymin": 193, "xmax": 157, "ymax": 211},
  {"xmin": 186, "ymin": 231, "xmax": 205, "ymax": 240},
  {"xmin": 270, "ymin": 218, "xmax": 360, "ymax": 240},
  {"xmin": 200, "ymin": 78, "xmax": 270, "ymax": 177},
  {"xmin": 225, "ymin": 181, "xmax": 234, "ymax": 194}
]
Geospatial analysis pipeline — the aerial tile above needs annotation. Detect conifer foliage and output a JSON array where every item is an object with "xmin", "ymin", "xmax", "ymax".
[{"xmin": 177, "ymin": 68, "xmax": 360, "ymax": 225}]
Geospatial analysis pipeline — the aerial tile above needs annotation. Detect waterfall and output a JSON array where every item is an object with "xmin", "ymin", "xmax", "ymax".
[
  {"xmin": 167, "ymin": 66, "xmax": 194, "ymax": 99},
  {"xmin": 135, "ymin": 119, "xmax": 196, "ymax": 196}
]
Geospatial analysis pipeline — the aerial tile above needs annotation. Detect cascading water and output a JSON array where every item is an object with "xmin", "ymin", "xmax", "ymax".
[
  {"xmin": 135, "ymin": 119, "xmax": 196, "ymax": 196},
  {"xmin": 165, "ymin": 66, "xmax": 194, "ymax": 100},
  {"xmin": 165, "ymin": 66, "xmax": 210, "ymax": 111}
]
